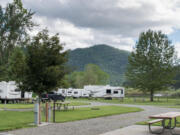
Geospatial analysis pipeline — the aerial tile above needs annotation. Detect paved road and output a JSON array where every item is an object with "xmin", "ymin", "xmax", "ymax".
[{"xmin": 4, "ymin": 102, "xmax": 180, "ymax": 135}]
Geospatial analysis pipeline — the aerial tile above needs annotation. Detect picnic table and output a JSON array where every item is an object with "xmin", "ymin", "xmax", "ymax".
[
  {"xmin": 55, "ymin": 101, "xmax": 70, "ymax": 111},
  {"xmin": 149, "ymin": 112, "xmax": 180, "ymax": 135}
]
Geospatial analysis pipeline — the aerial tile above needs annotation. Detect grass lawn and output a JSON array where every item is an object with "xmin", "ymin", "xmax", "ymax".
[
  {"xmin": 0, "ymin": 105, "xmax": 142, "ymax": 131},
  {"xmin": 0, "ymin": 111, "xmax": 34, "ymax": 131},
  {"xmin": 52, "ymin": 105, "xmax": 143, "ymax": 123},
  {"xmin": 75, "ymin": 97, "xmax": 180, "ymax": 108},
  {"xmin": 0, "ymin": 101, "xmax": 90, "ymax": 109}
]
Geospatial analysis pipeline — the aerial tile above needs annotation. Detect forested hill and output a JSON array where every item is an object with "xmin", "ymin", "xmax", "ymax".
[{"xmin": 67, "ymin": 44, "xmax": 130, "ymax": 85}]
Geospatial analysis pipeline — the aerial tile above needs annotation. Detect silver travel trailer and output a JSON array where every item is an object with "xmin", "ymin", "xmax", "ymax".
[
  {"xmin": 0, "ymin": 81, "xmax": 32, "ymax": 103},
  {"xmin": 84, "ymin": 85, "xmax": 125, "ymax": 98}
]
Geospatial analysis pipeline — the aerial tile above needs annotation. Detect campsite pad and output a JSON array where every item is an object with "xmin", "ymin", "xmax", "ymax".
[{"xmin": 99, "ymin": 125, "xmax": 180, "ymax": 135}]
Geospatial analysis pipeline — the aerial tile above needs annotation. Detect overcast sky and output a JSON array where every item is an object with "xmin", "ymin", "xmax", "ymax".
[{"xmin": 1, "ymin": 0, "xmax": 180, "ymax": 55}]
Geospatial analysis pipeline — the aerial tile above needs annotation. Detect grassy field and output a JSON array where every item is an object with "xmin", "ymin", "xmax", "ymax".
[
  {"xmin": 0, "ymin": 105, "xmax": 142, "ymax": 131},
  {"xmin": 0, "ymin": 101, "xmax": 90, "ymax": 109},
  {"xmin": 74, "ymin": 97, "xmax": 180, "ymax": 108}
]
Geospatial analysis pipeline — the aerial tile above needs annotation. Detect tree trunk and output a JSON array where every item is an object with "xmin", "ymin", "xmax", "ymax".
[{"xmin": 150, "ymin": 90, "xmax": 154, "ymax": 102}]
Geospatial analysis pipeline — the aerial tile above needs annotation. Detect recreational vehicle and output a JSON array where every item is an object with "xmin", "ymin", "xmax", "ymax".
[
  {"xmin": 0, "ymin": 81, "xmax": 32, "ymax": 103},
  {"xmin": 57, "ymin": 88, "xmax": 74, "ymax": 97},
  {"xmin": 84, "ymin": 85, "xmax": 124, "ymax": 98}
]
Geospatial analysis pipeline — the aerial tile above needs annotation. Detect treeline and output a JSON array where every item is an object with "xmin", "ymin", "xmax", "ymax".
[{"xmin": 63, "ymin": 64, "xmax": 110, "ymax": 88}]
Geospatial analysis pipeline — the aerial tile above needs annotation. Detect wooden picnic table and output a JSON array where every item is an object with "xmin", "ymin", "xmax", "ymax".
[
  {"xmin": 149, "ymin": 112, "xmax": 180, "ymax": 135},
  {"xmin": 55, "ymin": 101, "xmax": 70, "ymax": 111}
]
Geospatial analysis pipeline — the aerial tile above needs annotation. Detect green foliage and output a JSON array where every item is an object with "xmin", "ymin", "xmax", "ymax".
[
  {"xmin": 126, "ymin": 30, "xmax": 176, "ymax": 101},
  {"xmin": 17, "ymin": 29, "xmax": 68, "ymax": 96},
  {"xmin": 66, "ymin": 64, "xmax": 109, "ymax": 88},
  {"xmin": 0, "ymin": 0, "xmax": 34, "ymax": 80},
  {"xmin": 172, "ymin": 65, "xmax": 180, "ymax": 89},
  {"xmin": 8, "ymin": 47, "xmax": 27, "ymax": 82},
  {"xmin": 67, "ymin": 44, "xmax": 129, "ymax": 85}
]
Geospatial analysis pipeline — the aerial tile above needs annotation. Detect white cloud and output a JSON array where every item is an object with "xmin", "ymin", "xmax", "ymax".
[{"xmin": 0, "ymin": 0, "xmax": 180, "ymax": 55}]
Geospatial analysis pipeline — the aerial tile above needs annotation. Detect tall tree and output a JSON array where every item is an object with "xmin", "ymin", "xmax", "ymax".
[
  {"xmin": 17, "ymin": 29, "xmax": 68, "ymax": 97},
  {"xmin": 66, "ymin": 64, "xmax": 110, "ymax": 88},
  {"xmin": 0, "ymin": 0, "xmax": 34, "ymax": 80},
  {"xmin": 8, "ymin": 47, "xmax": 27, "ymax": 83},
  {"xmin": 126, "ymin": 30, "xmax": 176, "ymax": 101}
]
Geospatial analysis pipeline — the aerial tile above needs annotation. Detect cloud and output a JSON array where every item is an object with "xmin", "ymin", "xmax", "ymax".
[{"xmin": 0, "ymin": 0, "xmax": 180, "ymax": 54}]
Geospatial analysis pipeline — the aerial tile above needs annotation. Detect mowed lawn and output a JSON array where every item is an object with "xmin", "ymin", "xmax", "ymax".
[
  {"xmin": 53, "ymin": 105, "xmax": 143, "ymax": 122},
  {"xmin": 0, "ymin": 101, "xmax": 90, "ymax": 109},
  {"xmin": 0, "ymin": 105, "xmax": 142, "ymax": 131},
  {"xmin": 0, "ymin": 111, "xmax": 34, "ymax": 131},
  {"xmin": 76, "ymin": 97, "xmax": 180, "ymax": 108}
]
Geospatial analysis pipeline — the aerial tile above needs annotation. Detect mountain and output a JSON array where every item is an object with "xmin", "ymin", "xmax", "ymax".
[{"xmin": 67, "ymin": 44, "xmax": 130, "ymax": 85}]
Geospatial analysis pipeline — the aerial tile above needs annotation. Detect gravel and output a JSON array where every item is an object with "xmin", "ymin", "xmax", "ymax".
[{"xmin": 3, "ymin": 102, "xmax": 180, "ymax": 135}]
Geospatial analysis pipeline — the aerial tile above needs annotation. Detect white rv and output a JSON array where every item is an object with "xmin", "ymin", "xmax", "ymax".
[
  {"xmin": 84, "ymin": 85, "xmax": 124, "ymax": 98},
  {"xmin": 57, "ymin": 88, "xmax": 74, "ymax": 97},
  {"xmin": 57, "ymin": 88, "xmax": 90, "ymax": 98},
  {"xmin": 73, "ymin": 89, "xmax": 83, "ymax": 98},
  {"xmin": 0, "ymin": 81, "xmax": 32, "ymax": 103}
]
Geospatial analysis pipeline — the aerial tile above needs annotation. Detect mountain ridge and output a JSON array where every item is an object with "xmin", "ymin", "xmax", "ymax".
[{"xmin": 67, "ymin": 44, "xmax": 130, "ymax": 85}]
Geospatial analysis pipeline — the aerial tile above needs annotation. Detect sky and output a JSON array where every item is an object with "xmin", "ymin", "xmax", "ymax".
[{"xmin": 1, "ymin": 0, "xmax": 180, "ymax": 55}]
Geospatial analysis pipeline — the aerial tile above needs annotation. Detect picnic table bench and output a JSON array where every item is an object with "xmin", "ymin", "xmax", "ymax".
[
  {"xmin": 148, "ymin": 112, "xmax": 180, "ymax": 135},
  {"xmin": 55, "ymin": 102, "xmax": 70, "ymax": 111}
]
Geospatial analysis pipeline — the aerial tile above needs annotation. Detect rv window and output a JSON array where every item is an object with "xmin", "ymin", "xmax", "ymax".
[
  {"xmin": 121, "ymin": 90, "xmax": 123, "ymax": 94},
  {"xmin": 113, "ymin": 91, "xmax": 118, "ymax": 94},
  {"xmin": 74, "ymin": 91, "xmax": 78, "ymax": 94},
  {"xmin": 15, "ymin": 89, "xmax": 21, "ymax": 92},
  {"xmin": 0, "ymin": 89, "xmax": 2, "ymax": 93},
  {"xmin": 68, "ymin": 91, "xmax": 72, "ymax": 93},
  {"xmin": 62, "ymin": 90, "xmax": 65, "ymax": 93},
  {"xmin": 106, "ymin": 89, "xmax": 111, "ymax": 94}
]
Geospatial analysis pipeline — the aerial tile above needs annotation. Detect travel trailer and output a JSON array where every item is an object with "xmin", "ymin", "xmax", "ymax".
[
  {"xmin": 0, "ymin": 81, "xmax": 32, "ymax": 103},
  {"xmin": 84, "ymin": 85, "xmax": 124, "ymax": 98},
  {"xmin": 57, "ymin": 88, "xmax": 74, "ymax": 97},
  {"xmin": 57, "ymin": 88, "xmax": 90, "ymax": 98},
  {"xmin": 73, "ymin": 89, "xmax": 84, "ymax": 98}
]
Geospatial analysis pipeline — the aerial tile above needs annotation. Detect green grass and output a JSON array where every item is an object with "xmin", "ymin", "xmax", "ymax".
[
  {"xmin": 52, "ymin": 105, "xmax": 143, "ymax": 123},
  {"xmin": 75, "ymin": 97, "xmax": 180, "ymax": 108},
  {"xmin": 0, "ymin": 111, "xmax": 34, "ymax": 131},
  {"xmin": 0, "ymin": 101, "xmax": 90, "ymax": 109},
  {"xmin": 0, "ymin": 105, "xmax": 142, "ymax": 131}
]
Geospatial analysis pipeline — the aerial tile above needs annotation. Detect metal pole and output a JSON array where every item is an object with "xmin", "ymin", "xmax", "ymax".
[
  {"xmin": 34, "ymin": 98, "xmax": 39, "ymax": 125},
  {"xmin": 48, "ymin": 102, "xmax": 51, "ymax": 122},
  {"xmin": 53, "ymin": 101, "xmax": 56, "ymax": 123},
  {"xmin": 46, "ymin": 102, "xmax": 48, "ymax": 122}
]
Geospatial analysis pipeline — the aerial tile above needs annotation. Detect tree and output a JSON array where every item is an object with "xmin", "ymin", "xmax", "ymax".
[
  {"xmin": 172, "ymin": 65, "xmax": 180, "ymax": 89},
  {"xmin": 17, "ymin": 29, "xmax": 68, "ymax": 97},
  {"xmin": 0, "ymin": 0, "xmax": 34, "ymax": 80},
  {"xmin": 8, "ymin": 47, "xmax": 27, "ymax": 83},
  {"xmin": 84, "ymin": 64, "xmax": 109, "ymax": 85},
  {"xmin": 66, "ymin": 64, "xmax": 110, "ymax": 88},
  {"xmin": 126, "ymin": 30, "xmax": 176, "ymax": 101}
]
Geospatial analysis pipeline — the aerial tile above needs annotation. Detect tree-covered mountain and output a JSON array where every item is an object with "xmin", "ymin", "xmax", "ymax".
[{"xmin": 67, "ymin": 44, "xmax": 130, "ymax": 86}]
